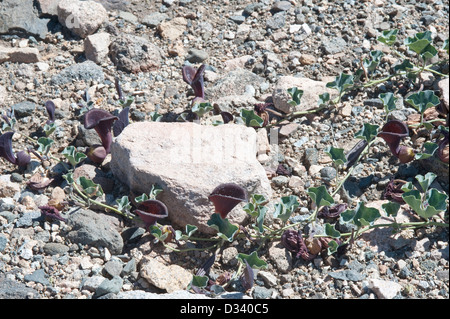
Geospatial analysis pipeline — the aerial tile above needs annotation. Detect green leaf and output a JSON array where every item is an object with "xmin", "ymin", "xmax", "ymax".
[
  {"xmin": 254, "ymin": 206, "xmax": 267, "ymax": 234},
  {"xmin": 318, "ymin": 92, "xmax": 330, "ymax": 106},
  {"xmin": 251, "ymin": 194, "xmax": 268, "ymax": 206},
  {"xmin": 207, "ymin": 213, "xmax": 239, "ymax": 242},
  {"xmin": 340, "ymin": 202, "xmax": 381, "ymax": 227},
  {"xmin": 62, "ymin": 171, "xmax": 74, "ymax": 184},
  {"xmin": 134, "ymin": 193, "xmax": 149, "ymax": 203},
  {"xmin": 394, "ymin": 59, "xmax": 415, "ymax": 72},
  {"xmin": 324, "ymin": 146, "xmax": 346, "ymax": 167},
  {"xmin": 401, "ymin": 181, "xmax": 414, "ymax": 193},
  {"xmin": 116, "ymin": 196, "xmax": 132, "ymax": 214},
  {"xmin": 415, "ymin": 172, "xmax": 436, "ymax": 193},
  {"xmin": 149, "ymin": 111, "xmax": 163, "ymax": 122},
  {"xmin": 43, "ymin": 122, "xmax": 57, "ymax": 137},
  {"xmin": 381, "ymin": 201, "xmax": 400, "ymax": 217},
  {"xmin": 355, "ymin": 123, "xmax": 379, "ymax": 142},
  {"xmin": 273, "ymin": 195, "xmax": 299, "ymax": 222},
  {"xmin": 405, "ymin": 31, "xmax": 437, "ymax": 61},
  {"xmin": 192, "ymin": 102, "xmax": 213, "ymax": 117},
  {"xmin": 443, "ymin": 39, "xmax": 449, "ymax": 54},
  {"xmin": 363, "ymin": 50, "xmax": 384, "ymax": 72},
  {"xmin": 149, "ymin": 184, "xmax": 163, "ymax": 199},
  {"xmin": 287, "ymin": 87, "xmax": 304, "ymax": 106},
  {"xmin": 61, "ymin": 145, "xmax": 87, "ymax": 167},
  {"xmin": 326, "ymin": 73, "xmax": 354, "ymax": 95},
  {"xmin": 379, "ymin": 92, "xmax": 397, "ymax": 113},
  {"xmin": 76, "ymin": 176, "xmax": 103, "ymax": 198},
  {"xmin": 149, "ymin": 225, "xmax": 168, "ymax": 242},
  {"xmin": 327, "ymin": 240, "xmax": 339, "ymax": 255},
  {"xmin": 377, "ymin": 29, "xmax": 398, "ymax": 46},
  {"xmin": 237, "ymin": 251, "xmax": 268, "ymax": 269},
  {"xmin": 324, "ymin": 223, "xmax": 341, "ymax": 238},
  {"xmin": 406, "ymin": 90, "xmax": 440, "ymax": 114},
  {"xmin": 37, "ymin": 137, "xmax": 54, "ymax": 155},
  {"xmin": 240, "ymin": 109, "xmax": 264, "ymax": 128},
  {"xmin": 175, "ymin": 224, "xmax": 198, "ymax": 241},
  {"xmin": 243, "ymin": 202, "xmax": 257, "ymax": 217},
  {"xmin": 402, "ymin": 189, "xmax": 447, "ymax": 219},
  {"xmin": 119, "ymin": 96, "xmax": 134, "ymax": 108},
  {"xmin": 415, "ymin": 142, "xmax": 438, "ymax": 160},
  {"xmin": 190, "ymin": 275, "xmax": 209, "ymax": 289},
  {"xmin": 307, "ymin": 186, "xmax": 334, "ymax": 208}
]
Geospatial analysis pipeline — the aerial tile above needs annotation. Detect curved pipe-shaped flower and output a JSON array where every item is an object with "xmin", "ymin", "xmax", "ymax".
[
  {"xmin": 437, "ymin": 128, "xmax": 449, "ymax": 163},
  {"xmin": 83, "ymin": 108, "xmax": 118, "ymax": 154},
  {"xmin": 378, "ymin": 120, "xmax": 414, "ymax": 163},
  {"xmin": 182, "ymin": 64, "xmax": 206, "ymax": 100},
  {"xmin": 208, "ymin": 183, "xmax": 248, "ymax": 219},
  {"xmin": 86, "ymin": 145, "xmax": 107, "ymax": 164},
  {"xmin": 0, "ymin": 132, "xmax": 30, "ymax": 168},
  {"xmin": 135, "ymin": 199, "xmax": 169, "ymax": 229},
  {"xmin": 45, "ymin": 100, "xmax": 56, "ymax": 124}
]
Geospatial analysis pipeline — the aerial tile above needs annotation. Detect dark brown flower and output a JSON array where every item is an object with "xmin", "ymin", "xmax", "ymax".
[
  {"xmin": 208, "ymin": 183, "xmax": 248, "ymax": 219},
  {"xmin": 39, "ymin": 205, "xmax": 66, "ymax": 222},
  {"xmin": 318, "ymin": 203, "xmax": 348, "ymax": 219},
  {"xmin": 281, "ymin": 229, "xmax": 316, "ymax": 261}
]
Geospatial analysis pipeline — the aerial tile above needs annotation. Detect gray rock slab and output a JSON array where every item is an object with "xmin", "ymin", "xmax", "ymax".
[
  {"xmin": 110, "ymin": 122, "xmax": 272, "ymax": 234},
  {"xmin": 50, "ymin": 60, "xmax": 104, "ymax": 85},
  {"xmin": 0, "ymin": 0, "xmax": 50, "ymax": 39},
  {"xmin": 66, "ymin": 208, "xmax": 124, "ymax": 254}
]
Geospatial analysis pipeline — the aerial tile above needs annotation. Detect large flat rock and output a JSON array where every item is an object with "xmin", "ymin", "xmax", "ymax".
[{"xmin": 110, "ymin": 122, "xmax": 272, "ymax": 234}]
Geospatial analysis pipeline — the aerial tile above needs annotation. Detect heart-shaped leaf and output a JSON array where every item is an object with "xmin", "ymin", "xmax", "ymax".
[
  {"xmin": 377, "ymin": 29, "xmax": 398, "ymax": 46},
  {"xmin": 406, "ymin": 90, "xmax": 440, "ymax": 114},
  {"xmin": 415, "ymin": 172, "xmax": 436, "ymax": 193},
  {"xmin": 340, "ymin": 202, "xmax": 381, "ymax": 227},
  {"xmin": 192, "ymin": 102, "xmax": 213, "ymax": 118},
  {"xmin": 240, "ymin": 109, "xmax": 264, "ymax": 128},
  {"xmin": 37, "ymin": 137, "xmax": 54, "ymax": 156},
  {"xmin": 355, "ymin": 123, "xmax": 379, "ymax": 142},
  {"xmin": 273, "ymin": 195, "xmax": 299, "ymax": 222},
  {"xmin": 326, "ymin": 73, "xmax": 354, "ymax": 95},
  {"xmin": 381, "ymin": 201, "xmax": 400, "ymax": 217},
  {"xmin": 237, "ymin": 251, "xmax": 268, "ymax": 269},
  {"xmin": 402, "ymin": 189, "xmax": 448, "ymax": 219},
  {"xmin": 379, "ymin": 92, "xmax": 397, "ymax": 113},
  {"xmin": 287, "ymin": 87, "xmax": 304, "ymax": 106},
  {"xmin": 62, "ymin": 145, "xmax": 87, "ymax": 167},
  {"xmin": 324, "ymin": 223, "xmax": 341, "ymax": 238},
  {"xmin": 415, "ymin": 142, "xmax": 438, "ymax": 160},
  {"xmin": 76, "ymin": 176, "xmax": 103, "ymax": 198},
  {"xmin": 207, "ymin": 213, "xmax": 239, "ymax": 242},
  {"xmin": 324, "ymin": 146, "xmax": 346, "ymax": 167},
  {"xmin": 307, "ymin": 186, "xmax": 334, "ymax": 208},
  {"xmin": 190, "ymin": 275, "xmax": 209, "ymax": 289}
]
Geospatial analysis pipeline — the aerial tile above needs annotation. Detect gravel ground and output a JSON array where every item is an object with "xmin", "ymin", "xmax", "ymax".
[{"xmin": 0, "ymin": 0, "xmax": 448, "ymax": 299}]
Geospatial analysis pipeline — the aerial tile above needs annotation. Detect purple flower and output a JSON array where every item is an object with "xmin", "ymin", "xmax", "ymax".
[
  {"xmin": 281, "ymin": 229, "xmax": 316, "ymax": 261},
  {"xmin": 318, "ymin": 203, "xmax": 348, "ymax": 219},
  {"xmin": 45, "ymin": 100, "xmax": 56, "ymax": 124},
  {"xmin": 382, "ymin": 178, "xmax": 406, "ymax": 204},
  {"xmin": 208, "ymin": 183, "xmax": 248, "ymax": 219},
  {"xmin": 378, "ymin": 120, "xmax": 415, "ymax": 163},
  {"xmin": 83, "ymin": 108, "xmax": 118, "ymax": 155},
  {"xmin": 39, "ymin": 205, "xmax": 66, "ymax": 222},
  {"xmin": 0, "ymin": 132, "xmax": 30, "ymax": 168},
  {"xmin": 135, "ymin": 199, "xmax": 169, "ymax": 229},
  {"xmin": 437, "ymin": 128, "xmax": 449, "ymax": 163},
  {"xmin": 182, "ymin": 64, "xmax": 206, "ymax": 102}
]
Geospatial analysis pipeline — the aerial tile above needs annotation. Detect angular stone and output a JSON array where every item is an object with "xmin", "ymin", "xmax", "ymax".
[
  {"xmin": 438, "ymin": 78, "xmax": 449, "ymax": 112},
  {"xmin": 369, "ymin": 278, "xmax": 402, "ymax": 299},
  {"xmin": 157, "ymin": 17, "xmax": 188, "ymax": 41},
  {"xmin": 0, "ymin": 46, "xmax": 41, "ymax": 64},
  {"xmin": 66, "ymin": 209, "xmax": 124, "ymax": 254},
  {"xmin": 57, "ymin": 0, "xmax": 107, "ymax": 38},
  {"xmin": 35, "ymin": 0, "xmax": 63, "ymax": 16},
  {"xmin": 110, "ymin": 122, "xmax": 272, "ymax": 234},
  {"xmin": 141, "ymin": 12, "xmax": 169, "ymax": 27},
  {"xmin": 109, "ymin": 34, "xmax": 162, "ymax": 73},
  {"xmin": 84, "ymin": 32, "xmax": 111, "ymax": 64},
  {"xmin": 272, "ymin": 76, "xmax": 335, "ymax": 113},
  {"xmin": 0, "ymin": 0, "xmax": 50, "ymax": 39},
  {"xmin": 139, "ymin": 257, "xmax": 192, "ymax": 293}
]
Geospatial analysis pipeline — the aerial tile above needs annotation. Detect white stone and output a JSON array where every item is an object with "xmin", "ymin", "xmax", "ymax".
[
  {"xmin": 139, "ymin": 257, "xmax": 192, "ymax": 293},
  {"xmin": 111, "ymin": 122, "xmax": 272, "ymax": 234},
  {"xmin": 57, "ymin": 0, "xmax": 107, "ymax": 38},
  {"xmin": 84, "ymin": 32, "xmax": 110, "ymax": 64},
  {"xmin": 272, "ymin": 76, "xmax": 334, "ymax": 113},
  {"xmin": 369, "ymin": 278, "xmax": 402, "ymax": 299}
]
